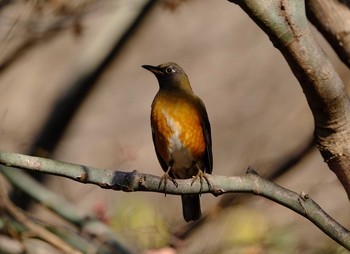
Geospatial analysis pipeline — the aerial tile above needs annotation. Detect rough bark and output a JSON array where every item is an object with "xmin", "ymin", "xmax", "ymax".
[
  {"xmin": 306, "ymin": 0, "xmax": 350, "ymax": 68},
  {"xmin": 229, "ymin": 0, "xmax": 350, "ymax": 198}
]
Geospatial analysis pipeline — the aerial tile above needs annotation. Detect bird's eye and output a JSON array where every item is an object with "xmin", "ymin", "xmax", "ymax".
[{"xmin": 165, "ymin": 67, "xmax": 173, "ymax": 74}]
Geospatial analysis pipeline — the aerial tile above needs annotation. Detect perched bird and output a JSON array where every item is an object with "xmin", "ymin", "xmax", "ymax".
[{"xmin": 142, "ymin": 62, "xmax": 213, "ymax": 222}]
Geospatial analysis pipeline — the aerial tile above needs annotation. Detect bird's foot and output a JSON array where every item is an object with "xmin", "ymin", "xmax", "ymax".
[
  {"xmin": 191, "ymin": 168, "xmax": 212, "ymax": 194},
  {"xmin": 158, "ymin": 171, "xmax": 178, "ymax": 195}
]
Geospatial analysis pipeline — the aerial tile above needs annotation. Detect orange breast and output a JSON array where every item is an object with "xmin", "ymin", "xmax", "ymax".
[{"xmin": 151, "ymin": 92, "xmax": 206, "ymax": 168}]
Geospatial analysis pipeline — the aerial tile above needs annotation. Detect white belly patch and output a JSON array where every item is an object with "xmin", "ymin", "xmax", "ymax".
[{"xmin": 162, "ymin": 109, "xmax": 193, "ymax": 170}]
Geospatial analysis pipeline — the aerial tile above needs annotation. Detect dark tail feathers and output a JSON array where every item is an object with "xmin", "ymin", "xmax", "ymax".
[{"xmin": 181, "ymin": 194, "xmax": 201, "ymax": 222}]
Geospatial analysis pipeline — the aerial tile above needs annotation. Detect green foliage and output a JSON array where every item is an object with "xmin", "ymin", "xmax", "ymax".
[
  {"xmin": 223, "ymin": 206, "xmax": 269, "ymax": 245},
  {"xmin": 110, "ymin": 199, "xmax": 170, "ymax": 249}
]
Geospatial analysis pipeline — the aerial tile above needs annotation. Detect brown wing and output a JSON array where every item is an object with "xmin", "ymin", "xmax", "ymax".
[{"xmin": 196, "ymin": 97, "xmax": 213, "ymax": 174}]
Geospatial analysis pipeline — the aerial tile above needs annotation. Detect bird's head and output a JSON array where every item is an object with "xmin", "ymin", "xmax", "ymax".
[{"xmin": 142, "ymin": 62, "xmax": 193, "ymax": 93}]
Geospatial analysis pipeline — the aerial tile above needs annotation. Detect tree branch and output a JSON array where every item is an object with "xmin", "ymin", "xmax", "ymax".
[
  {"xmin": 228, "ymin": 0, "xmax": 350, "ymax": 199},
  {"xmin": 0, "ymin": 186, "xmax": 82, "ymax": 254},
  {"xmin": 306, "ymin": 0, "xmax": 350, "ymax": 68},
  {"xmin": 0, "ymin": 150, "xmax": 349, "ymax": 250},
  {"xmin": 0, "ymin": 155, "xmax": 137, "ymax": 253}
]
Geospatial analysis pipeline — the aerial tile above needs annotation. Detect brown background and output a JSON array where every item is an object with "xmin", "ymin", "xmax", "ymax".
[{"xmin": 1, "ymin": 0, "xmax": 350, "ymax": 252}]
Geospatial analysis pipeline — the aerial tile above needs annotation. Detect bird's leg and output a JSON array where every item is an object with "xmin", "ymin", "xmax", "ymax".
[
  {"xmin": 191, "ymin": 163, "xmax": 212, "ymax": 194},
  {"xmin": 158, "ymin": 160, "xmax": 178, "ymax": 195}
]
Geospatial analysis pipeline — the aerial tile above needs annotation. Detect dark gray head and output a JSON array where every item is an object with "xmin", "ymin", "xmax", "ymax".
[{"xmin": 142, "ymin": 62, "xmax": 193, "ymax": 93}]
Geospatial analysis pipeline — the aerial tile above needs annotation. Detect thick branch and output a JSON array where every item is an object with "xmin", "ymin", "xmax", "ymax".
[
  {"xmin": 229, "ymin": 0, "xmax": 350, "ymax": 198},
  {"xmin": 306, "ymin": 0, "xmax": 350, "ymax": 68},
  {"xmin": 0, "ymin": 150, "xmax": 349, "ymax": 249}
]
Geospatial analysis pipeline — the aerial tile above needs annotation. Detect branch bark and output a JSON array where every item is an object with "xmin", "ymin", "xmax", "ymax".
[
  {"xmin": 0, "ymin": 150, "xmax": 349, "ymax": 250},
  {"xmin": 306, "ymin": 0, "xmax": 350, "ymax": 68},
  {"xmin": 228, "ymin": 0, "xmax": 350, "ymax": 198},
  {"xmin": 0, "ymin": 157, "xmax": 137, "ymax": 254}
]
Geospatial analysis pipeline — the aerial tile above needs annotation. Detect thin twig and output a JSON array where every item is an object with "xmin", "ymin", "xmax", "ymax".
[{"xmin": 0, "ymin": 185, "xmax": 82, "ymax": 254}]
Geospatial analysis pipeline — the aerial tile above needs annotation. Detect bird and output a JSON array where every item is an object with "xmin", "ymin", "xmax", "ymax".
[{"xmin": 142, "ymin": 62, "xmax": 213, "ymax": 222}]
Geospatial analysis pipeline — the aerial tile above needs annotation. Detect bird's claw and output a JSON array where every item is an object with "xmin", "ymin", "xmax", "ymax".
[
  {"xmin": 159, "ymin": 172, "xmax": 178, "ymax": 196},
  {"xmin": 191, "ymin": 169, "xmax": 212, "ymax": 194}
]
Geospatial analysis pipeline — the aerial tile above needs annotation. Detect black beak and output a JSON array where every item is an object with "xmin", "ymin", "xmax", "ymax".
[{"xmin": 142, "ymin": 65, "xmax": 161, "ymax": 75}]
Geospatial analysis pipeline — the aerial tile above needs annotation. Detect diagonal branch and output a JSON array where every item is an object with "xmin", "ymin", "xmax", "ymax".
[
  {"xmin": 306, "ymin": 0, "xmax": 350, "ymax": 68},
  {"xmin": 0, "ymin": 150, "xmax": 349, "ymax": 249},
  {"xmin": 228, "ymin": 0, "xmax": 350, "ymax": 199},
  {"xmin": 0, "ymin": 186, "xmax": 82, "ymax": 254}
]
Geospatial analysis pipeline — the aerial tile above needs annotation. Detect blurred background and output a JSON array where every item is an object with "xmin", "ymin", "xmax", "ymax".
[{"xmin": 0, "ymin": 0, "xmax": 350, "ymax": 253}]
